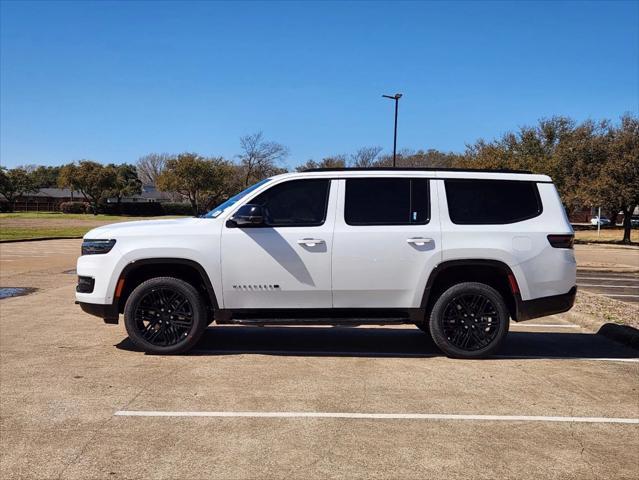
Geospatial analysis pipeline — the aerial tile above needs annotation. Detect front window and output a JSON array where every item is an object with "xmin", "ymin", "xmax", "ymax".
[
  {"xmin": 204, "ymin": 178, "xmax": 271, "ymax": 218},
  {"xmin": 249, "ymin": 179, "xmax": 331, "ymax": 227}
]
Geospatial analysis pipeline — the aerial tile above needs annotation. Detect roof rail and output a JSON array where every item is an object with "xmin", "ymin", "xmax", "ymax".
[{"xmin": 302, "ymin": 167, "xmax": 534, "ymax": 174}]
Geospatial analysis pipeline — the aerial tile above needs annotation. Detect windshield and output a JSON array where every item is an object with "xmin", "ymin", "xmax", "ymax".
[{"xmin": 203, "ymin": 178, "xmax": 271, "ymax": 218}]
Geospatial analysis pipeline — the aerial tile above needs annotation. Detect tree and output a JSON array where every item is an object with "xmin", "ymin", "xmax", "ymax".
[
  {"xmin": 0, "ymin": 167, "xmax": 37, "ymax": 210},
  {"xmin": 365, "ymin": 148, "xmax": 460, "ymax": 168},
  {"xmin": 108, "ymin": 164, "xmax": 142, "ymax": 212},
  {"xmin": 27, "ymin": 165, "xmax": 62, "ymax": 188},
  {"xmin": 156, "ymin": 153, "xmax": 233, "ymax": 215},
  {"xmin": 136, "ymin": 153, "xmax": 170, "ymax": 185},
  {"xmin": 238, "ymin": 132, "xmax": 289, "ymax": 186},
  {"xmin": 599, "ymin": 115, "xmax": 639, "ymax": 243},
  {"xmin": 58, "ymin": 161, "xmax": 117, "ymax": 214},
  {"xmin": 295, "ymin": 155, "xmax": 347, "ymax": 172},
  {"xmin": 350, "ymin": 146, "xmax": 383, "ymax": 167}
]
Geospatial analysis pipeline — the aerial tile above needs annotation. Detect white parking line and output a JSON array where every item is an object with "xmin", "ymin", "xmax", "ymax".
[
  {"xmin": 578, "ymin": 284, "xmax": 639, "ymax": 288},
  {"xmin": 496, "ymin": 355, "xmax": 639, "ymax": 363},
  {"xmin": 189, "ymin": 349, "xmax": 639, "ymax": 362},
  {"xmin": 510, "ymin": 324, "xmax": 579, "ymax": 328},
  {"xmin": 114, "ymin": 410, "xmax": 639, "ymax": 424},
  {"xmin": 577, "ymin": 276, "xmax": 639, "ymax": 281},
  {"xmin": 605, "ymin": 294, "xmax": 639, "ymax": 298}
]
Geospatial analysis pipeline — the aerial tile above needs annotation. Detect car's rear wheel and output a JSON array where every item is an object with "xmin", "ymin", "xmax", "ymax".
[
  {"xmin": 429, "ymin": 282, "xmax": 509, "ymax": 359},
  {"xmin": 124, "ymin": 276, "xmax": 208, "ymax": 354}
]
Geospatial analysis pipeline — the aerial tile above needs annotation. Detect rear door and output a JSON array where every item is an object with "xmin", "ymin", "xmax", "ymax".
[{"xmin": 331, "ymin": 177, "xmax": 442, "ymax": 308}]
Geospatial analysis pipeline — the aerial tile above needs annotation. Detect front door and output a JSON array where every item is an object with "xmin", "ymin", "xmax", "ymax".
[
  {"xmin": 331, "ymin": 177, "xmax": 442, "ymax": 308},
  {"xmin": 221, "ymin": 178, "xmax": 335, "ymax": 309}
]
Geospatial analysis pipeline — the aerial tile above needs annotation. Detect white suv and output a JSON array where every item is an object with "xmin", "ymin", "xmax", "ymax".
[{"xmin": 76, "ymin": 168, "xmax": 577, "ymax": 358}]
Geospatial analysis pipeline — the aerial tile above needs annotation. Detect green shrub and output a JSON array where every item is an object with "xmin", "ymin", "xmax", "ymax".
[
  {"xmin": 60, "ymin": 201, "xmax": 90, "ymax": 214},
  {"xmin": 101, "ymin": 202, "xmax": 163, "ymax": 216},
  {"xmin": 161, "ymin": 202, "xmax": 193, "ymax": 216}
]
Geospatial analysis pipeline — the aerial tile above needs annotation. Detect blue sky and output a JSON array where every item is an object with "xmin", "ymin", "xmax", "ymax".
[{"xmin": 1, "ymin": 0, "xmax": 637, "ymax": 169}]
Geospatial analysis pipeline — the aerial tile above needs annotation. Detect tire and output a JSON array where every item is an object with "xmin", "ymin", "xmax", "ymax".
[
  {"xmin": 124, "ymin": 276, "xmax": 209, "ymax": 355},
  {"xmin": 429, "ymin": 282, "xmax": 509, "ymax": 359}
]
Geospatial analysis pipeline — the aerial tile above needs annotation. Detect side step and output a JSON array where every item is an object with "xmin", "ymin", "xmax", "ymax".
[{"xmin": 218, "ymin": 318, "xmax": 413, "ymax": 327}]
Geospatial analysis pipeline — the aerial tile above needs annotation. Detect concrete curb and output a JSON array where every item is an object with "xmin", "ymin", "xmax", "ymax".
[
  {"xmin": 578, "ymin": 267, "xmax": 639, "ymax": 274},
  {"xmin": 0, "ymin": 236, "xmax": 83, "ymax": 244},
  {"xmin": 559, "ymin": 311, "xmax": 639, "ymax": 351},
  {"xmin": 574, "ymin": 241, "xmax": 639, "ymax": 250}
]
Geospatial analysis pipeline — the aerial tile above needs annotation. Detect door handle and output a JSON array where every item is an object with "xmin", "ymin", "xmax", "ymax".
[
  {"xmin": 297, "ymin": 238, "xmax": 325, "ymax": 247},
  {"xmin": 406, "ymin": 237, "xmax": 433, "ymax": 246}
]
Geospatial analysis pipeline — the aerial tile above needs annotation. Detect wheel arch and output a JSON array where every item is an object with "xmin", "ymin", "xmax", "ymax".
[
  {"xmin": 420, "ymin": 259, "xmax": 520, "ymax": 321},
  {"xmin": 115, "ymin": 258, "xmax": 219, "ymax": 315}
]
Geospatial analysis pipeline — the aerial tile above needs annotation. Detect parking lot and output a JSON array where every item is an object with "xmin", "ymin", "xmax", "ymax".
[
  {"xmin": 1, "ymin": 240, "xmax": 638, "ymax": 479},
  {"xmin": 577, "ymin": 270, "xmax": 639, "ymax": 304}
]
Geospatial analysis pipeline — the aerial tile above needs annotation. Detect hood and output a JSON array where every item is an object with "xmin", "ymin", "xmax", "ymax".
[{"xmin": 83, "ymin": 217, "xmax": 207, "ymax": 239}]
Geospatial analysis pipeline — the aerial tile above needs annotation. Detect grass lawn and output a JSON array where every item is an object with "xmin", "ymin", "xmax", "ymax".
[
  {"xmin": 0, "ymin": 212, "xmax": 170, "ymax": 222},
  {"xmin": 574, "ymin": 227, "xmax": 637, "ymax": 245},
  {"xmin": 0, "ymin": 212, "xmax": 185, "ymax": 242},
  {"xmin": 0, "ymin": 226, "xmax": 93, "ymax": 241}
]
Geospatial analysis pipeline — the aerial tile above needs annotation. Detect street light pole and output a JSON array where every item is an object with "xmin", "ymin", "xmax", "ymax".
[{"xmin": 382, "ymin": 93, "xmax": 402, "ymax": 167}]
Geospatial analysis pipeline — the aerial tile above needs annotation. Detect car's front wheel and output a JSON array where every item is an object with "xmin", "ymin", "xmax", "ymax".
[
  {"xmin": 429, "ymin": 282, "xmax": 509, "ymax": 359},
  {"xmin": 124, "ymin": 276, "xmax": 208, "ymax": 355}
]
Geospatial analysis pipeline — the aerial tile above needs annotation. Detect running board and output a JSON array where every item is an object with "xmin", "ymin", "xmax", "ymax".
[{"xmin": 218, "ymin": 318, "xmax": 413, "ymax": 327}]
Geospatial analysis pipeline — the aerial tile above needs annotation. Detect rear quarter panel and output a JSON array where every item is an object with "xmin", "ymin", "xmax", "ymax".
[{"xmin": 437, "ymin": 180, "xmax": 576, "ymax": 300}]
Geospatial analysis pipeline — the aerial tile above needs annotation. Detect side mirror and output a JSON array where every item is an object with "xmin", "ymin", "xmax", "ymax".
[{"xmin": 229, "ymin": 204, "xmax": 264, "ymax": 227}]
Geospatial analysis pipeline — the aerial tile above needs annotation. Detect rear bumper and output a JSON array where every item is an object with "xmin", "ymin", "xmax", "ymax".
[
  {"xmin": 76, "ymin": 301, "xmax": 119, "ymax": 324},
  {"xmin": 515, "ymin": 286, "xmax": 577, "ymax": 321}
]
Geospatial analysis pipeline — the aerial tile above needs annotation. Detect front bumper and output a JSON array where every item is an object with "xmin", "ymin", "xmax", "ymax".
[
  {"xmin": 515, "ymin": 286, "xmax": 577, "ymax": 321},
  {"xmin": 76, "ymin": 301, "xmax": 119, "ymax": 324}
]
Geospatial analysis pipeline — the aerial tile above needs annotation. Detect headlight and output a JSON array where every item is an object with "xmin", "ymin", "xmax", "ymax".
[{"xmin": 81, "ymin": 239, "xmax": 116, "ymax": 255}]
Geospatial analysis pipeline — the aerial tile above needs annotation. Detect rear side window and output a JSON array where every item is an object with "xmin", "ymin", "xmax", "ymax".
[
  {"xmin": 345, "ymin": 178, "xmax": 430, "ymax": 225},
  {"xmin": 445, "ymin": 179, "xmax": 542, "ymax": 225}
]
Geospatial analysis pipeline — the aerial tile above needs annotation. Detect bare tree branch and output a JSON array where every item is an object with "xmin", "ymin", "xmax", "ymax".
[
  {"xmin": 238, "ymin": 132, "xmax": 289, "ymax": 186},
  {"xmin": 137, "ymin": 153, "xmax": 170, "ymax": 185}
]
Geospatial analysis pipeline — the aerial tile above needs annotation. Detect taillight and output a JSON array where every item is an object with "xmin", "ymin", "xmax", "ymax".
[{"xmin": 547, "ymin": 234, "xmax": 574, "ymax": 249}]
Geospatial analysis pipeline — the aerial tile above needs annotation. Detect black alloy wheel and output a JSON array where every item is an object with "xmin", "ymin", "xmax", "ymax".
[
  {"xmin": 429, "ymin": 282, "xmax": 509, "ymax": 358},
  {"xmin": 134, "ymin": 287, "xmax": 194, "ymax": 346},
  {"xmin": 124, "ymin": 277, "xmax": 208, "ymax": 354},
  {"xmin": 440, "ymin": 293, "xmax": 500, "ymax": 351}
]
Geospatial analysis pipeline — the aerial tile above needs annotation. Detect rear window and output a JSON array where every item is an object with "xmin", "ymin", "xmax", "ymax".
[
  {"xmin": 445, "ymin": 179, "xmax": 542, "ymax": 225},
  {"xmin": 345, "ymin": 178, "xmax": 429, "ymax": 225}
]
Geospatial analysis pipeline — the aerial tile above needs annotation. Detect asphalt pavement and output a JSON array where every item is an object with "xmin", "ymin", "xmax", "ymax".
[
  {"xmin": 577, "ymin": 270, "xmax": 639, "ymax": 304},
  {"xmin": 0, "ymin": 239, "xmax": 638, "ymax": 479}
]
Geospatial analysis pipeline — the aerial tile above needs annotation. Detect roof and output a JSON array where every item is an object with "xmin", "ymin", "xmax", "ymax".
[
  {"xmin": 28, "ymin": 188, "xmax": 85, "ymax": 199},
  {"xmin": 303, "ymin": 167, "xmax": 533, "ymax": 174},
  {"xmin": 139, "ymin": 190, "xmax": 173, "ymax": 201},
  {"xmin": 272, "ymin": 168, "xmax": 552, "ymax": 183}
]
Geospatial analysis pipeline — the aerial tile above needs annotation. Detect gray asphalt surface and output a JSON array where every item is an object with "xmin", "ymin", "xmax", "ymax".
[
  {"xmin": 577, "ymin": 270, "xmax": 639, "ymax": 304},
  {"xmin": 1, "ymin": 240, "xmax": 638, "ymax": 479}
]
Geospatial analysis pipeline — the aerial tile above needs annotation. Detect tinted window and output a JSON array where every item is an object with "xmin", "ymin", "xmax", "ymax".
[
  {"xmin": 445, "ymin": 180, "xmax": 542, "ymax": 224},
  {"xmin": 345, "ymin": 178, "xmax": 430, "ymax": 225},
  {"xmin": 250, "ymin": 179, "xmax": 330, "ymax": 227}
]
